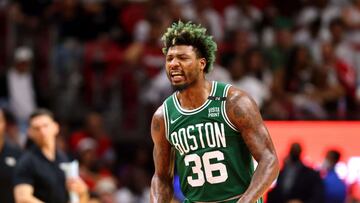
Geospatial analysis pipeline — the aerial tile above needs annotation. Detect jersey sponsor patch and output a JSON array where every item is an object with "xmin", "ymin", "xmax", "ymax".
[{"xmin": 208, "ymin": 107, "xmax": 220, "ymax": 118}]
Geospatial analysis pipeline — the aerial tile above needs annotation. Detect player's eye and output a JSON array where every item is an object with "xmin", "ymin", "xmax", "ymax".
[{"xmin": 166, "ymin": 57, "xmax": 173, "ymax": 62}]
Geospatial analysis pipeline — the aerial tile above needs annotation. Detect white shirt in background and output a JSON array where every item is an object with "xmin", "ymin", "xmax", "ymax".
[{"xmin": 7, "ymin": 68, "xmax": 36, "ymax": 121}]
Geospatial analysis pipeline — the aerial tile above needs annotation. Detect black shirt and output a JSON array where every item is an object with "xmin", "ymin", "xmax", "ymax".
[
  {"xmin": 0, "ymin": 141, "xmax": 22, "ymax": 203},
  {"xmin": 14, "ymin": 145, "xmax": 69, "ymax": 203}
]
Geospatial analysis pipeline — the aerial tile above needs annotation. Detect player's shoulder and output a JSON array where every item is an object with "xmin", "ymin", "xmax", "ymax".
[
  {"xmin": 227, "ymin": 85, "xmax": 252, "ymax": 101},
  {"xmin": 152, "ymin": 104, "xmax": 165, "ymax": 122},
  {"xmin": 226, "ymin": 85, "xmax": 258, "ymax": 111}
]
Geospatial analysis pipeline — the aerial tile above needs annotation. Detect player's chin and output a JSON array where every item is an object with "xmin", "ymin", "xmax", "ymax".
[{"xmin": 172, "ymin": 82, "xmax": 189, "ymax": 91}]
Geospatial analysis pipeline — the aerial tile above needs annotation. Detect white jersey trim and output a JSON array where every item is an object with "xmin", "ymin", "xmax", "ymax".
[
  {"xmin": 221, "ymin": 84, "xmax": 239, "ymax": 132},
  {"xmin": 172, "ymin": 81, "xmax": 216, "ymax": 115},
  {"xmin": 163, "ymin": 103, "xmax": 170, "ymax": 141}
]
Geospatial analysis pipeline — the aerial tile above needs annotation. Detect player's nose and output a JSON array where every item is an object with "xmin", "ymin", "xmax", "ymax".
[{"xmin": 168, "ymin": 58, "xmax": 181, "ymax": 69}]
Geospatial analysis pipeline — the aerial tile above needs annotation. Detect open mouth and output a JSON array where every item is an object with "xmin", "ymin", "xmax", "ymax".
[{"xmin": 170, "ymin": 72, "xmax": 185, "ymax": 82}]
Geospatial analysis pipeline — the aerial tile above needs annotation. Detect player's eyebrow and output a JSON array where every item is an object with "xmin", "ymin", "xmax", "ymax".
[{"xmin": 167, "ymin": 53, "xmax": 191, "ymax": 58}]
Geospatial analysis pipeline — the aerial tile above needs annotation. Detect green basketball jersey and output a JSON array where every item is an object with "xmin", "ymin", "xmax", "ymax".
[{"xmin": 163, "ymin": 81, "xmax": 263, "ymax": 203}]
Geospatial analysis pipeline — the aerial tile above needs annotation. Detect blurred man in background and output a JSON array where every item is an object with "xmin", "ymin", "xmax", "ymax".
[
  {"xmin": 14, "ymin": 109, "xmax": 89, "ymax": 203},
  {"xmin": 322, "ymin": 149, "xmax": 347, "ymax": 203},
  {"xmin": 0, "ymin": 107, "xmax": 22, "ymax": 203},
  {"xmin": 268, "ymin": 142, "xmax": 325, "ymax": 203}
]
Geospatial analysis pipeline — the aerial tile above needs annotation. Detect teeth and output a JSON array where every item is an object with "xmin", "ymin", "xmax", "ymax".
[{"xmin": 171, "ymin": 73, "xmax": 182, "ymax": 76}]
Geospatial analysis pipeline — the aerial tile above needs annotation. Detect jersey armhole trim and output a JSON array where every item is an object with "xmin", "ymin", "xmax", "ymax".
[
  {"xmin": 163, "ymin": 103, "xmax": 170, "ymax": 141},
  {"xmin": 221, "ymin": 85, "xmax": 239, "ymax": 132}
]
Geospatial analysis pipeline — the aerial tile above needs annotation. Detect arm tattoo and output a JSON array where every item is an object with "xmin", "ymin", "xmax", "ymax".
[
  {"xmin": 226, "ymin": 89, "xmax": 279, "ymax": 202},
  {"xmin": 228, "ymin": 93, "xmax": 259, "ymax": 130}
]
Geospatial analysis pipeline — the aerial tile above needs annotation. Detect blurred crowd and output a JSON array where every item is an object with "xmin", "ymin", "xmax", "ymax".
[
  {"xmin": 0, "ymin": 0, "xmax": 360, "ymax": 202},
  {"xmin": 267, "ymin": 143, "xmax": 360, "ymax": 203}
]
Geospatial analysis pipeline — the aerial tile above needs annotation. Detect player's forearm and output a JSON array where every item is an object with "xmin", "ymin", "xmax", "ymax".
[
  {"xmin": 150, "ymin": 175, "xmax": 173, "ymax": 203},
  {"xmin": 238, "ymin": 152, "xmax": 279, "ymax": 203}
]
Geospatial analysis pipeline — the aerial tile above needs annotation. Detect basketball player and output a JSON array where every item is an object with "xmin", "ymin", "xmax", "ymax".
[{"xmin": 150, "ymin": 21, "xmax": 280, "ymax": 203}]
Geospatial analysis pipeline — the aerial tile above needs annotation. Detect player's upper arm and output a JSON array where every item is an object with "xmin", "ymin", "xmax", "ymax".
[
  {"xmin": 151, "ymin": 105, "xmax": 173, "ymax": 178},
  {"xmin": 225, "ymin": 87, "xmax": 276, "ymax": 162}
]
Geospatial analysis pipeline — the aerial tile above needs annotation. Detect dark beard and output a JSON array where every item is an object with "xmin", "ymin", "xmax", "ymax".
[
  {"xmin": 172, "ymin": 79, "xmax": 197, "ymax": 92},
  {"xmin": 172, "ymin": 83, "xmax": 190, "ymax": 91}
]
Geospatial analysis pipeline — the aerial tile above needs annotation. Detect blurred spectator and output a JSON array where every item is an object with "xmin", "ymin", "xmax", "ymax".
[
  {"xmin": 70, "ymin": 111, "xmax": 115, "ymax": 166},
  {"xmin": 328, "ymin": 18, "xmax": 354, "ymax": 66},
  {"xmin": 142, "ymin": 69, "xmax": 172, "ymax": 109},
  {"xmin": 321, "ymin": 149, "xmax": 347, "ymax": 203},
  {"xmin": 342, "ymin": 0, "xmax": 360, "ymax": 46},
  {"xmin": 137, "ymin": 18, "xmax": 166, "ymax": 79},
  {"xmin": 228, "ymin": 55, "xmax": 270, "ymax": 108},
  {"xmin": 133, "ymin": 0, "xmax": 173, "ymax": 44},
  {"xmin": 220, "ymin": 29, "xmax": 257, "ymax": 69},
  {"xmin": 314, "ymin": 42, "xmax": 347, "ymax": 118},
  {"xmin": 83, "ymin": 33, "xmax": 122, "ymax": 112},
  {"xmin": 103, "ymin": 0, "xmax": 131, "ymax": 45},
  {"xmin": 9, "ymin": 0, "xmax": 54, "ymax": 46},
  {"xmin": 296, "ymin": 0, "xmax": 342, "ymax": 41},
  {"xmin": 119, "ymin": 1, "xmax": 147, "ymax": 38},
  {"xmin": 239, "ymin": 48, "xmax": 272, "ymax": 108},
  {"xmin": 0, "ymin": 47, "xmax": 48, "ymax": 135},
  {"xmin": 206, "ymin": 64, "xmax": 232, "ymax": 84},
  {"xmin": 284, "ymin": 46, "xmax": 327, "ymax": 119},
  {"xmin": 293, "ymin": 18, "xmax": 323, "ymax": 64},
  {"xmin": 266, "ymin": 17, "xmax": 294, "ymax": 73},
  {"xmin": 267, "ymin": 143, "xmax": 325, "ymax": 203},
  {"xmin": 8, "ymin": 0, "xmax": 55, "ymax": 85},
  {"xmin": 224, "ymin": 0, "xmax": 262, "ymax": 32},
  {"xmin": 115, "ymin": 167, "xmax": 150, "ymax": 203},
  {"xmin": 0, "ymin": 107, "xmax": 22, "ymax": 203},
  {"xmin": 80, "ymin": 0, "xmax": 114, "ymax": 41},
  {"xmin": 180, "ymin": 0, "xmax": 224, "ymax": 42},
  {"xmin": 263, "ymin": 18, "xmax": 295, "ymax": 119},
  {"xmin": 115, "ymin": 147, "xmax": 151, "ymax": 203},
  {"xmin": 342, "ymin": 0, "xmax": 360, "ymax": 106},
  {"xmin": 52, "ymin": 0, "xmax": 86, "ymax": 42},
  {"xmin": 77, "ymin": 137, "xmax": 112, "ymax": 193},
  {"xmin": 51, "ymin": 39, "xmax": 85, "ymax": 123},
  {"xmin": 94, "ymin": 176, "xmax": 117, "ymax": 203}
]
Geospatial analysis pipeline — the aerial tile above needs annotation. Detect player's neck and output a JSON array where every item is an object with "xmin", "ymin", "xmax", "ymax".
[{"xmin": 177, "ymin": 79, "xmax": 212, "ymax": 110}]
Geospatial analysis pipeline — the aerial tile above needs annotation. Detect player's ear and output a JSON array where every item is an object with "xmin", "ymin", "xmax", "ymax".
[{"xmin": 199, "ymin": 58, "xmax": 206, "ymax": 72}]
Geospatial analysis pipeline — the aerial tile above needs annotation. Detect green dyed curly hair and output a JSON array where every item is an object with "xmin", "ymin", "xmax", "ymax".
[{"xmin": 161, "ymin": 21, "xmax": 217, "ymax": 73}]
